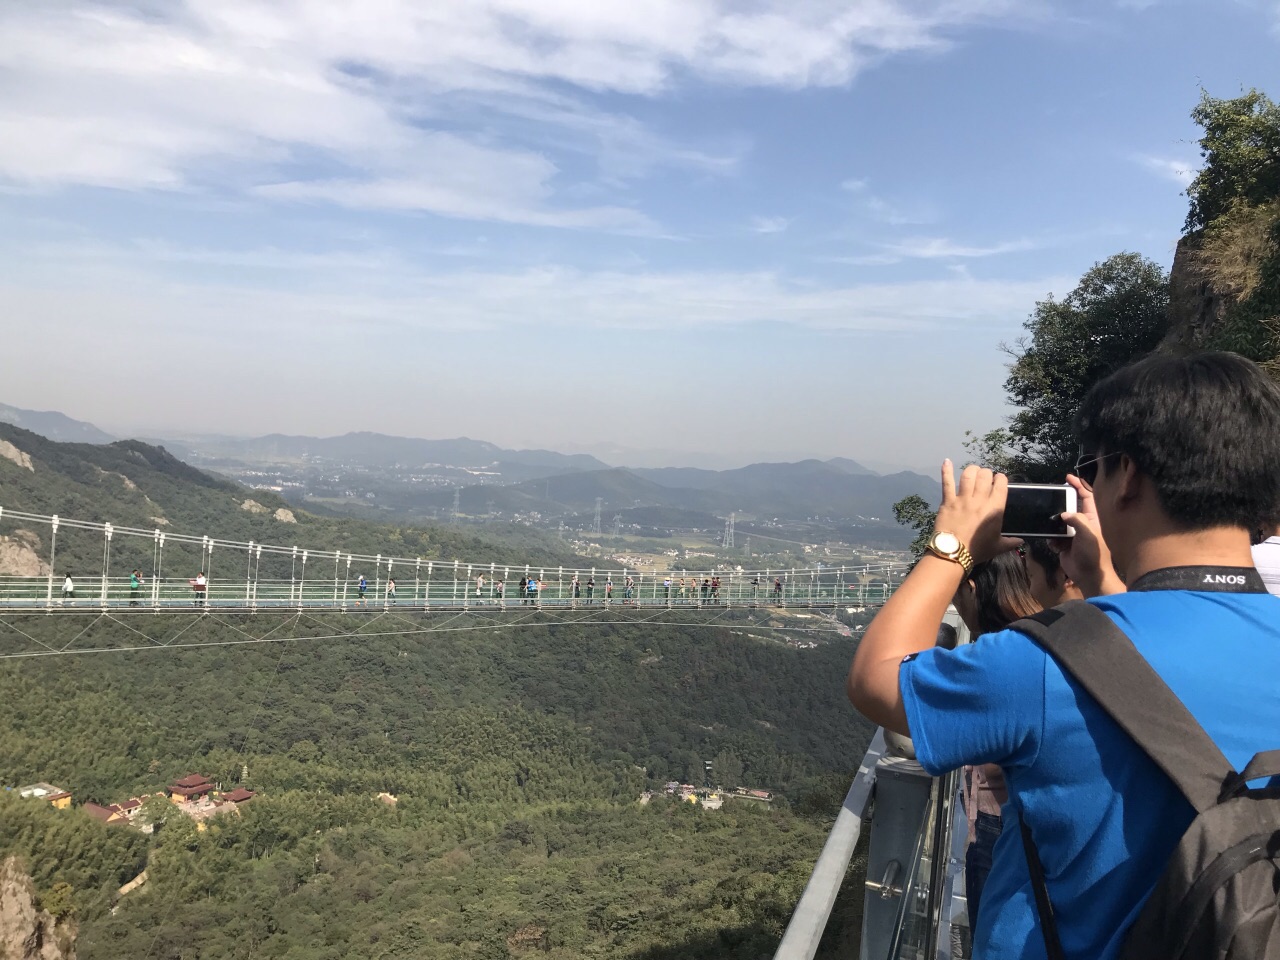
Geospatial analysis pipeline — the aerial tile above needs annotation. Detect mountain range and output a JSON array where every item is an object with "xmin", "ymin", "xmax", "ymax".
[{"xmin": 0, "ymin": 403, "xmax": 935, "ymax": 533}]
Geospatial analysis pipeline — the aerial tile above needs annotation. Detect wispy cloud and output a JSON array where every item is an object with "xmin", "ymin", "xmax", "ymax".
[
  {"xmin": 827, "ymin": 235, "xmax": 1038, "ymax": 266},
  {"xmin": 0, "ymin": 235, "xmax": 1064, "ymax": 336},
  {"xmin": 840, "ymin": 177, "xmax": 936, "ymax": 226},
  {"xmin": 882, "ymin": 236, "xmax": 1039, "ymax": 259},
  {"xmin": 1133, "ymin": 154, "xmax": 1197, "ymax": 187},
  {"xmin": 750, "ymin": 216, "xmax": 792, "ymax": 234},
  {"xmin": 0, "ymin": 1, "xmax": 1039, "ymax": 229}
]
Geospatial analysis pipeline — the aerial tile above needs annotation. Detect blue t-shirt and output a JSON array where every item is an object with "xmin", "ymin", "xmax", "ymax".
[{"xmin": 900, "ymin": 590, "xmax": 1280, "ymax": 960}]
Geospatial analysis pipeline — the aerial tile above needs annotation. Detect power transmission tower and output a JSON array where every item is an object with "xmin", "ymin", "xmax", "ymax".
[
  {"xmin": 722, "ymin": 512, "xmax": 735, "ymax": 549},
  {"xmin": 612, "ymin": 514, "xmax": 622, "ymax": 537},
  {"xmin": 452, "ymin": 488, "xmax": 461, "ymax": 523},
  {"xmin": 745, "ymin": 537, "xmax": 751, "ymax": 557},
  {"xmin": 592, "ymin": 498, "xmax": 602, "ymax": 536}
]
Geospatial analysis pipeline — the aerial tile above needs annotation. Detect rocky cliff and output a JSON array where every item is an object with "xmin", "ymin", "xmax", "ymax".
[{"xmin": 0, "ymin": 859, "xmax": 75, "ymax": 960}]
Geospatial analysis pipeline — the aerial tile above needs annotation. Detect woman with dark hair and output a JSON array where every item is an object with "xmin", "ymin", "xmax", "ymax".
[{"xmin": 952, "ymin": 551, "xmax": 1042, "ymax": 928}]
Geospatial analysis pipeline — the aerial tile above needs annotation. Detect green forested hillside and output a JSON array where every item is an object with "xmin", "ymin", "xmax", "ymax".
[{"xmin": 0, "ymin": 616, "xmax": 871, "ymax": 959}]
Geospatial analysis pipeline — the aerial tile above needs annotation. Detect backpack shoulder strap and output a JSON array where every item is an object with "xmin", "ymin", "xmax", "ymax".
[{"xmin": 1013, "ymin": 600, "xmax": 1233, "ymax": 814}]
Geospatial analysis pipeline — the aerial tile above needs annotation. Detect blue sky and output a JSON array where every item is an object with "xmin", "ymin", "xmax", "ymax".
[{"xmin": 0, "ymin": 0, "xmax": 1276, "ymax": 470}]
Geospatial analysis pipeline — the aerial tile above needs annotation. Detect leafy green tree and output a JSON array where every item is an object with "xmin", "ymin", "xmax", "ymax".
[
  {"xmin": 1186, "ymin": 90, "xmax": 1280, "ymax": 232},
  {"xmin": 1000, "ymin": 253, "xmax": 1170, "ymax": 480},
  {"xmin": 892, "ymin": 495, "xmax": 936, "ymax": 559}
]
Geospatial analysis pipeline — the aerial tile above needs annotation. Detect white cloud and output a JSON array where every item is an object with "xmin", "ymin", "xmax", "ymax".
[
  {"xmin": 881, "ymin": 236, "xmax": 1039, "ymax": 259},
  {"xmin": 0, "ymin": 0, "xmax": 1035, "ymax": 227},
  {"xmin": 750, "ymin": 216, "xmax": 792, "ymax": 234},
  {"xmin": 1133, "ymin": 154, "xmax": 1197, "ymax": 187}
]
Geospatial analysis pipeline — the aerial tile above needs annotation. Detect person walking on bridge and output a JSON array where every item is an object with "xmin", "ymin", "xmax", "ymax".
[
  {"xmin": 356, "ymin": 574, "xmax": 367, "ymax": 607},
  {"xmin": 586, "ymin": 576, "xmax": 595, "ymax": 603},
  {"xmin": 130, "ymin": 569, "xmax": 141, "ymax": 606},
  {"xmin": 61, "ymin": 574, "xmax": 74, "ymax": 604},
  {"xmin": 386, "ymin": 578, "xmax": 396, "ymax": 605}
]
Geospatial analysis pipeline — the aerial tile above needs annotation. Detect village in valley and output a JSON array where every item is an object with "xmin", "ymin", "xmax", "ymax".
[{"xmin": 10, "ymin": 773, "xmax": 257, "ymax": 833}]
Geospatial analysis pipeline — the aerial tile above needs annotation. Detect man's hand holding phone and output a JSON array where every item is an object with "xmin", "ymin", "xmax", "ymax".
[{"xmin": 1055, "ymin": 474, "xmax": 1126, "ymax": 597}]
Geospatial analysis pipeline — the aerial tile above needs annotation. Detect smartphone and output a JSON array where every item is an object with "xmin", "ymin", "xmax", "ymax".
[{"xmin": 1002, "ymin": 484, "xmax": 1077, "ymax": 538}]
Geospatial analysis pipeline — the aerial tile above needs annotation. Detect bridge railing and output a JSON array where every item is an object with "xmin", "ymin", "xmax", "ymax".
[
  {"xmin": 0, "ymin": 505, "xmax": 910, "ymax": 612},
  {"xmin": 0, "ymin": 575, "xmax": 894, "ymax": 611},
  {"xmin": 774, "ymin": 611, "xmax": 972, "ymax": 960}
]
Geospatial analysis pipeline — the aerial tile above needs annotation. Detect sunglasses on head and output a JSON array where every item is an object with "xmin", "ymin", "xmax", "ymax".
[{"xmin": 1073, "ymin": 450, "xmax": 1119, "ymax": 486}]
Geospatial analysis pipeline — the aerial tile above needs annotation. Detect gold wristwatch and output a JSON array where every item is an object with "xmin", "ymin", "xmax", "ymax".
[{"xmin": 926, "ymin": 531, "xmax": 974, "ymax": 577}]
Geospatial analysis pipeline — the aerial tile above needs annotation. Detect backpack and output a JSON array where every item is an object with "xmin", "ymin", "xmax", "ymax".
[{"xmin": 1014, "ymin": 601, "xmax": 1280, "ymax": 960}]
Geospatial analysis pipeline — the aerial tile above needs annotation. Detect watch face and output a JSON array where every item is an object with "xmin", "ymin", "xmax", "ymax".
[{"xmin": 933, "ymin": 532, "xmax": 959, "ymax": 554}]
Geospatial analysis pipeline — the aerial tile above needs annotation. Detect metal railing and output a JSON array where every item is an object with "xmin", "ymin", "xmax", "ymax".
[
  {"xmin": 774, "ymin": 613, "xmax": 972, "ymax": 960},
  {"xmin": 0, "ymin": 505, "xmax": 910, "ymax": 613}
]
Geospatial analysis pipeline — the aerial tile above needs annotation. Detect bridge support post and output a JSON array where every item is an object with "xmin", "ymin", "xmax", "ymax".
[
  {"xmin": 299, "ymin": 551, "xmax": 308, "ymax": 611},
  {"xmin": 246, "ymin": 542, "xmax": 255, "ymax": 608},
  {"xmin": 100, "ymin": 523, "xmax": 113, "ymax": 609},
  {"xmin": 860, "ymin": 755, "xmax": 933, "ymax": 960},
  {"xmin": 46, "ymin": 515, "xmax": 58, "ymax": 609}
]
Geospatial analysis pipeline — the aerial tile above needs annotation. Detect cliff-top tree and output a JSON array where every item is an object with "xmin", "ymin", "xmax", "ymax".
[
  {"xmin": 1185, "ymin": 90, "xmax": 1280, "ymax": 374},
  {"xmin": 1186, "ymin": 90, "xmax": 1280, "ymax": 233}
]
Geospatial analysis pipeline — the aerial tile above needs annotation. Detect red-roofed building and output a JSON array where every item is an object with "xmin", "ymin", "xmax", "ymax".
[
  {"xmin": 168, "ymin": 774, "xmax": 213, "ymax": 803},
  {"xmin": 221, "ymin": 788, "xmax": 255, "ymax": 805},
  {"xmin": 82, "ymin": 802, "xmax": 125, "ymax": 825}
]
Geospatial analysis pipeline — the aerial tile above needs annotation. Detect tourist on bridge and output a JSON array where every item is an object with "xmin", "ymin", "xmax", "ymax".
[
  {"xmin": 586, "ymin": 576, "xmax": 595, "ymax": 603},
  {"xmin": 61, "ymin": 574, "xmax": 74, "ymax": 603},
  {"xmin": 130, "ymin": 569, "xmax": 142, "ymax": 606},
  {"xmin": 356, "ymin": 574, "xmax": 367, "ymax": 606},
  {"xmin": 476, "ymin": 573, "xmax": 485, "ymax": 598},
  {"xmin": 624, "ymin": 576, "xmax": 634, "ymax": 603},
  {"xmin": 386, "ymin": 578, "xmax": 396, "ymax": 604},
  {"xmin": 571, "ymin": 575, "xmax": 581, "ymax": 602},
  {"xmin": 494, "ymin": 579, "xmax": 504, "ymax": 602},
  {"xmin": 604, "ymin": 577, "xmax": 613, "ymax": 603},
  {"xmin": 193, "ymin": 571, "xmax": 207, "ymax": 607},
  {"xmin": 773, "ymin": 577, "xmax": 783, "ymax": 604},
  {"xmin": 519, "ymin": 576, "xmax": 528, "ymax": 604},
  {"xmin": 711, "ymin": 576, "xmax": 721, "ymax": 603},
  {"xmin": 663, "ymin": 577, "xmax": 671, "ymax": 600},
  {"xmin": 528, "ymin": 577, "xmax": 540, "ymax": 605}
]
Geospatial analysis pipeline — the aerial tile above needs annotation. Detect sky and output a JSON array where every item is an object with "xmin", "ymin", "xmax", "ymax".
[{"xmin": 0, "ymin": 0, "xmax": 1276, "ymax": 471}]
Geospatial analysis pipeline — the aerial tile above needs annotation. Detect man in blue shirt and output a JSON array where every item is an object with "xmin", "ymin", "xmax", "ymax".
[{"xmin": 847, "ymin": 352, "xmax": 1280, "ymax": 960}]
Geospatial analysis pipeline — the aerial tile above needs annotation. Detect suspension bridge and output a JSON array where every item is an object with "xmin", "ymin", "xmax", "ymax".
[{"xmin": 0, "ymin": 506, "xmax": 908, "ymax": 658}]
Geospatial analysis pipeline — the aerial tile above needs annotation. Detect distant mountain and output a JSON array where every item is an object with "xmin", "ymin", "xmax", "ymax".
[
  {"xmin": 825, "ymin": 457, "xmax": 876, "ymax": 476},
  {"xmin": 401, "ymin": 460, "xmax": 934, "ymax": 524},
  {"xmin": 166, "ymin": 431, "xmax": 608, "ymax": 477},
  {"xmin": 0, "ymin": 423, "xmax": 583, "ymax": 577},
  {"xmin": 0, "ymin": 403, "xmax": 114, "ymax": 445}
]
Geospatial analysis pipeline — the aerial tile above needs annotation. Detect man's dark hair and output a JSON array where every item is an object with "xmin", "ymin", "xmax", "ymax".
[
  {"xmin": 1023, "ymin": 538, "xmax": 1062, "ymax": 581},
  {"xmin": 1076, "ymin": 351, "xmax": 1280, "ymax": 530},
  {"xmin": 935, "ymin": 623, "xmax": 959, "ymax": 650}
]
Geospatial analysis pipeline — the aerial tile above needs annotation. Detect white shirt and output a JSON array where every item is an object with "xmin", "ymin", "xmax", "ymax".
[
  {"xmin": 1252, "ymin": 537, "xmax": 1280, "ymax": 598},
  {"xmin": 195, "ymin": 575, "xmax": 206, "ymax": 587},
  {"xmin": 63, "ymin": 577, "xmax": 74, "ymax": 592}
]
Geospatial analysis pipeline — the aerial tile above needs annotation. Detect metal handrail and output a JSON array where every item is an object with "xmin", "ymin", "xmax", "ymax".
[
  {"xmin": 774, "ymin": 612, "xmax": 973, "ymax": 960},
  {"xmin": 773, "ymin": 728, "xmax": 887, "ymax": 960}
]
